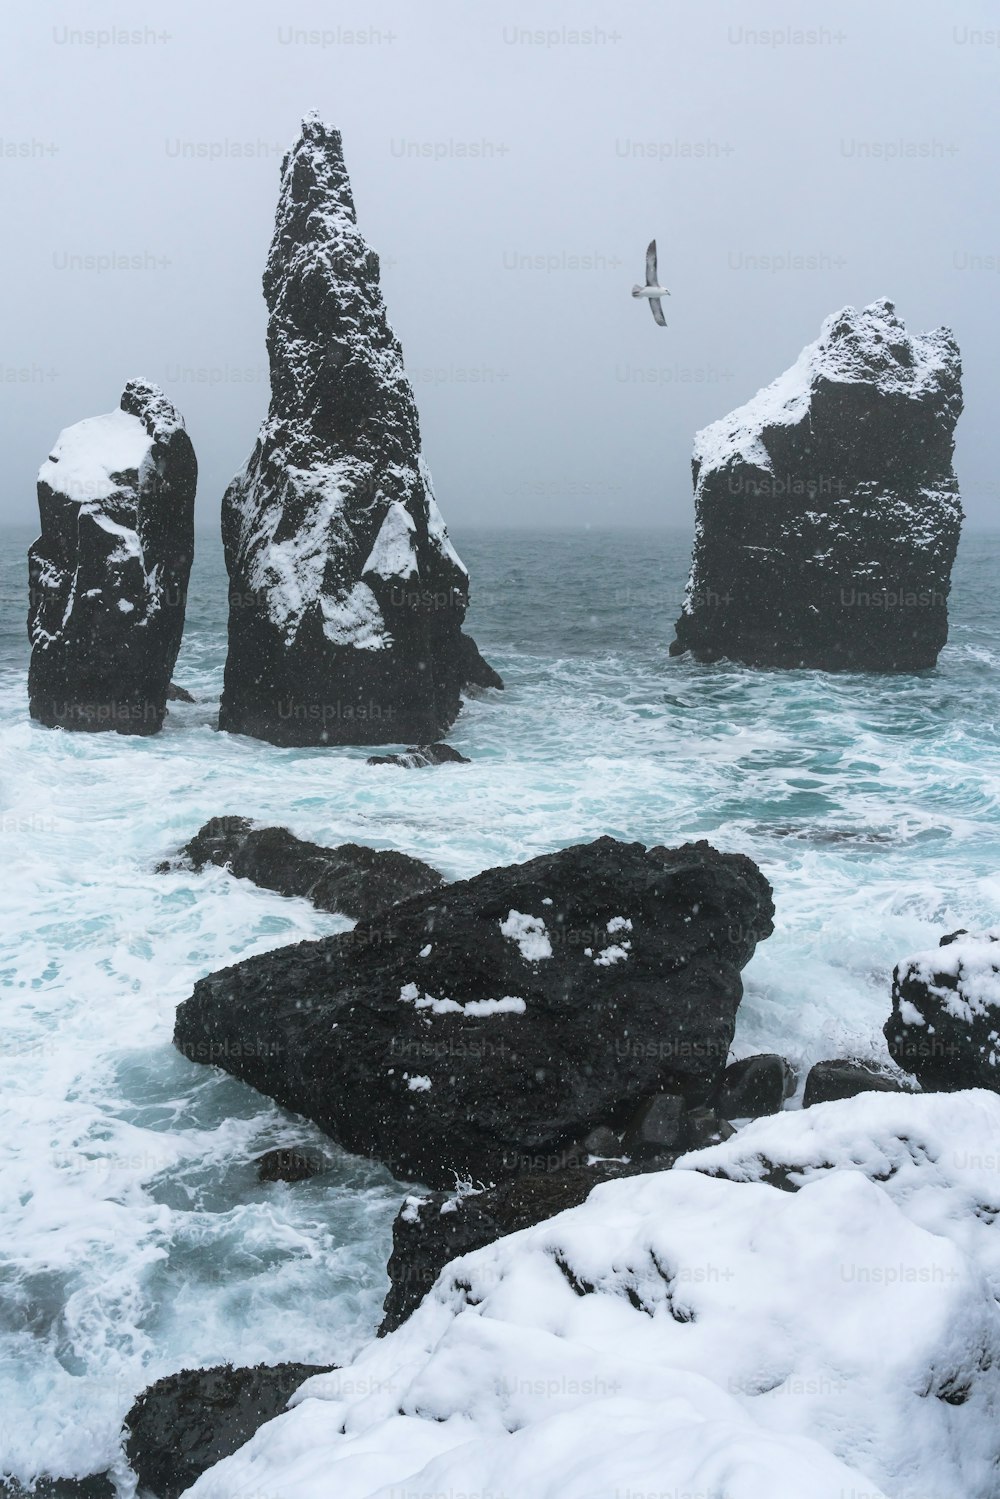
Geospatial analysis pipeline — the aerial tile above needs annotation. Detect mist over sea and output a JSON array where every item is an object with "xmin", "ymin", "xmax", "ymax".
[{"xmin": 1, "ymin": 523, "xmax": 999, "ymax": 1479}]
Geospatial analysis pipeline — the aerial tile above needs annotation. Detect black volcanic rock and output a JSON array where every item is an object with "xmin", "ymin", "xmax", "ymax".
[
  {"xmin": 670, "ymin": 299, "xmax": 963, "ymax": 671},
  {"xmin": 713, "ymin": 1053, "xmax": 795, "ymax": 1119},
  {"xmin": 123, "ymin": 1362, "xmax": 331, "ymax": 1499},
  {"xmin": 172, "ymin": 816, "xmax": 443, "ymax": 917},
  {"xmin": 0, "ymin": 1478, "xmax": 112, "ymax": 1499},
  {"xmin": 174, "ymin": 836, "xmax": 774, "ymax": 1188},
  {"xmin": 803, "ymin": 1059, "xmax": 911, "ymax": 1108},
  {"xmin": 885, "ymin": 931, "xmax": 1000, "ymax": 1090},
  {"xmin": 28, "ymin": 380, "xmax": 196, "ymax": 734},
  {"xmin": 367, "ymin": 742, "xmax": 471, "ymax": 767},
  {"xmin": 218, "ymin": 113, "xmax": 500, "ymax": 746}
]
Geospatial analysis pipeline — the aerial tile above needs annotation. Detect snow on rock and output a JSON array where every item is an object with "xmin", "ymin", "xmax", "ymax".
[
  {"xmin": 218, "ymin": 113, "xmax": 500, "ymax": 746},
  {"xmin": 499, "ymin": 909, "xmax": 553, "ymax": 961},
  {"xmin": 183, "ymin": 1094, "xmax": 1000, "ymax": 1498},
  {"xmin": 27, "ymin": 379, "xmax": 196, "ymax": 735},
  {"xmin": 670, "ymin": 298, "xmax": 964, "ymax": 671},
  {"xmin": 399, "ymin": 983, "xmax": 527, "ymax": 1019},
  {"xmin": 885, "ymin": 930, "xmax": 1000, "ymax": 1090}
]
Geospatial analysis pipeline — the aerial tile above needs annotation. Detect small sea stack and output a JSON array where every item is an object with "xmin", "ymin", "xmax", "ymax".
[
  {"xmin": 670, "ymin": 298, "xmax": 963, "ymax": 671},
  {"xmin": 27, "ymin": 379, "xmax": 196, "ymax": 734}
]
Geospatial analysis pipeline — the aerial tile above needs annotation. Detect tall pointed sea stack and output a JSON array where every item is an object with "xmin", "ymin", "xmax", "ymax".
[
  {"xmin": 28, "ymin": 379, "xmax": 196, "ymax": 734},
  {"xmin": 219, "ymin": 115, "xmax": 500, "ymax": 746},
  {"xmin": 670, "ymin": 299, "xmax": 963, "ymax": 671}
]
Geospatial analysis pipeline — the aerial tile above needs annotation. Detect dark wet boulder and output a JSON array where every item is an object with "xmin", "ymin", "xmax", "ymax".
[
  {"xmin": 803, "ymin": 1059, "xmax": 911, "ymax": 1108},
  {"xmin": 254, "ymin": 1147, "xmax": 327, "ymax": 1182},
  {"xmin": 123, "ymin": 1362, "xmax": 332, "ymax": 1498},
  {"xmin": 170, "ymin": 816, "xmax": 443, "ymax": 917},
  {"xmin": 174, "ymin": 836, "xmax": 774, "ymax": 1188},
  {"xmin": 670, "ymin": 298, "xmax": 963, "ymax": 671},
  {"xmin": 218, "ymin": 113, "xmax": 499, "ymax": 747},
  {"xmin": 714, "ymin": 1053, "xmax": 795, "ymax": 1119},
  {"xmin": 28, "ymin": 379, "xmax": 196, "ymax": 734},
  {"xmin": 884, "ymin": 931, "xmax": 1000, "ymax": 1090},
  {"xmin": 166, "ymin": 681, "xmax": 195, "ymax": 703},
  {"xmin": 367, "ymin": 742, "xmax": 471, "ymax": 767}
]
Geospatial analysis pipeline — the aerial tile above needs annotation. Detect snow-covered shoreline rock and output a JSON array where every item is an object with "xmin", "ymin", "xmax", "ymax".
[
  {"xmin": 179, "ymin": 1090, "xmax": 1000, "ymax": 1499},
  {"xmin": 173, "ymin": 836, "xmax": 774, "ymax": 1187},
  {"xmin": 218, "ymin": 113, "xmax": 500, "ymax": 746},
  {"xmin": 27, "ymin": 379, "xmax": 196, "ymax": 734},
  {"xmin": 670, "ymin": 298, "xmax": 963, "ymax": 671},
  {"xmin": 885, "ymin": 929, "xmax": 1000, "ymax": 1089}
]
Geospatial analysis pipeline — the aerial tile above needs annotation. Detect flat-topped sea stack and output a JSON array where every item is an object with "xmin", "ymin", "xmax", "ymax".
[
  {"xmin": 218, "ymin": 113, "xmax": 500, "ymax": 746},
  {"xmin": 670, "ymin": 298, "xmax": 963, "ymax": 671},
  {"xmin": 27, "ymin": 379, "xmax": 196, "ymax": 734}
]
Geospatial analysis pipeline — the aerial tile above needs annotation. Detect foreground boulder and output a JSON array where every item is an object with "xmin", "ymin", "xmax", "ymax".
[
  {"xmin": 670, "ymin": 298, "xmax": 963, "ymax": 670},
  {"xmin": 28, "ymin": 379, "xmax": 196, "ymax": 733},
  {"xmin": 174, "ymin": 836, "xmax": 774, "ymax": 1187},
  {"xmin": 166, "ymin": 816, "xmax": 443, "ymax": 917},
  {"xmin": 181, "ymin": 1093, "xmax": 1000, "ymax": 1499},
  {"xmin": 885, "ymin": 930, "xmax": 1000, "ymax": 1090},
  {"xmin": 123, "ymin": 1362, "xmax": 331, "ymax": 1499},
  {"xmin": 218, "ymin": 113, "xmax": 500, "ymax": 746}
]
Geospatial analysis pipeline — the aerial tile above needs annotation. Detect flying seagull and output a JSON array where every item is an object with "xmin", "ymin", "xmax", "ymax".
[{"xmin": 632, "ymin": 239, "xmax": 670, "ymax": 326}]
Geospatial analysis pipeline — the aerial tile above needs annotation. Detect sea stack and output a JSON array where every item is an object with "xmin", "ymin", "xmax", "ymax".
[
  {"xmin": 28, "ymin": 379, "xmax": 196, "ymax": 734},
  {"xmin": 218, "ymin": 114, "xmax": 500, "ymax": 746},
  {"xmin": 670, "ymin": 299, "xmax": 963, "ymax": 671}
]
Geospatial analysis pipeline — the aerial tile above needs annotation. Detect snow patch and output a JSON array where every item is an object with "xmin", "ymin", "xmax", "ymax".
[
  {"xmin": 361, "ymin": 501, "xmax": 419, "ymax": 581},
  {"xmin": 500, "ymin": 910, "xmax": 553, "ymax": 962},
  {"xmin": 38, "ymin": 407, "xmax": 152, "ymax": 503},
  {"xmin": 399, "ymin": 983, "xmax": 526, "ymax": 1018}
]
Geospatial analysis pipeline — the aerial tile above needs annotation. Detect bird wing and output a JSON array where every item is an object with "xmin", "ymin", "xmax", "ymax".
[
  {"xmin": 649, "ymin": 296, "xmax": 667, "ymax": 328},
  {"xmin": 645, "ymin": 239, "xmax": 658, "ymax": 286}
]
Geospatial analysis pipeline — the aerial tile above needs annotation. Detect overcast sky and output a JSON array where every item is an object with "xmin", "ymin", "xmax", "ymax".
[{"xmin": 2, "ymin": 0, "xmax": 998, "ymax": 531}]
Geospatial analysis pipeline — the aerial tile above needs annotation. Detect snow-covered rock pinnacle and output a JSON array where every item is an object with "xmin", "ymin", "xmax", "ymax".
[
  {"xmin": 670, "ymin": 298, "xmax": 964, "ymax": 670},
  {"xmin": 219, "ymin": 114, "xmax": 501, "ymax": 745},
  {"xmin": 27, "ymin": 378, "xmax": 196, "ymax": 734}
]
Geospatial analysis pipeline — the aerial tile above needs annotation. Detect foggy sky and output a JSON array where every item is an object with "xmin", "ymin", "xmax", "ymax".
[{"xmin": 2, "ymin": 0, "xmax": 999, "ymax": 531}]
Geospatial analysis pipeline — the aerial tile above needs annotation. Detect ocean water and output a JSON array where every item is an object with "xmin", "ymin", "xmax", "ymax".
[{"xmin": 1, "ymin": 523, "xmax": 999, "ymax": 1483}]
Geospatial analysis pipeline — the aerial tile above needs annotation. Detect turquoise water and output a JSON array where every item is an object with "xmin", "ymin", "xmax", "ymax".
[{"xmin": 1, "ymin": 524, "xmax": 998, "ymax": 1481}]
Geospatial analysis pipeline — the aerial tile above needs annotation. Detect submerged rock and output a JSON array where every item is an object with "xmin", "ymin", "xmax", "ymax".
[
  {"xmin": 174, "ymin": 836, "xmax": 774, "ymax": 1188},
  {"xmin": 885, "ymin": 930, "xmax": 1000, "ymax": 1090},
  {"xmin": 28, "ymin": 380, "xmax": 196, "ymax": 734},
  {"xmin": 254, "ymin": 1147, "xmax": 327, "ymax": 1182},
  {"xmin": 218, "ymin": 113, "xmax": 500, "ymax": 746},
  {"xmin": 170, "ymin": 816, "xmax": 443, "ymax": 917},
  {"xmin": 366, "ymin": 741, "xmax": 471, "ymax": 767},
  {"xmin": 670, "ymin": 298, "xmax": 963, "ymax": 670},
  {"xmin": 166, "ymin": 681, "xmax": 195, "ymax": 703},
  {"xmin": 123, "ymin": 1362, "xmax": 332, "ymax": 1499}
]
